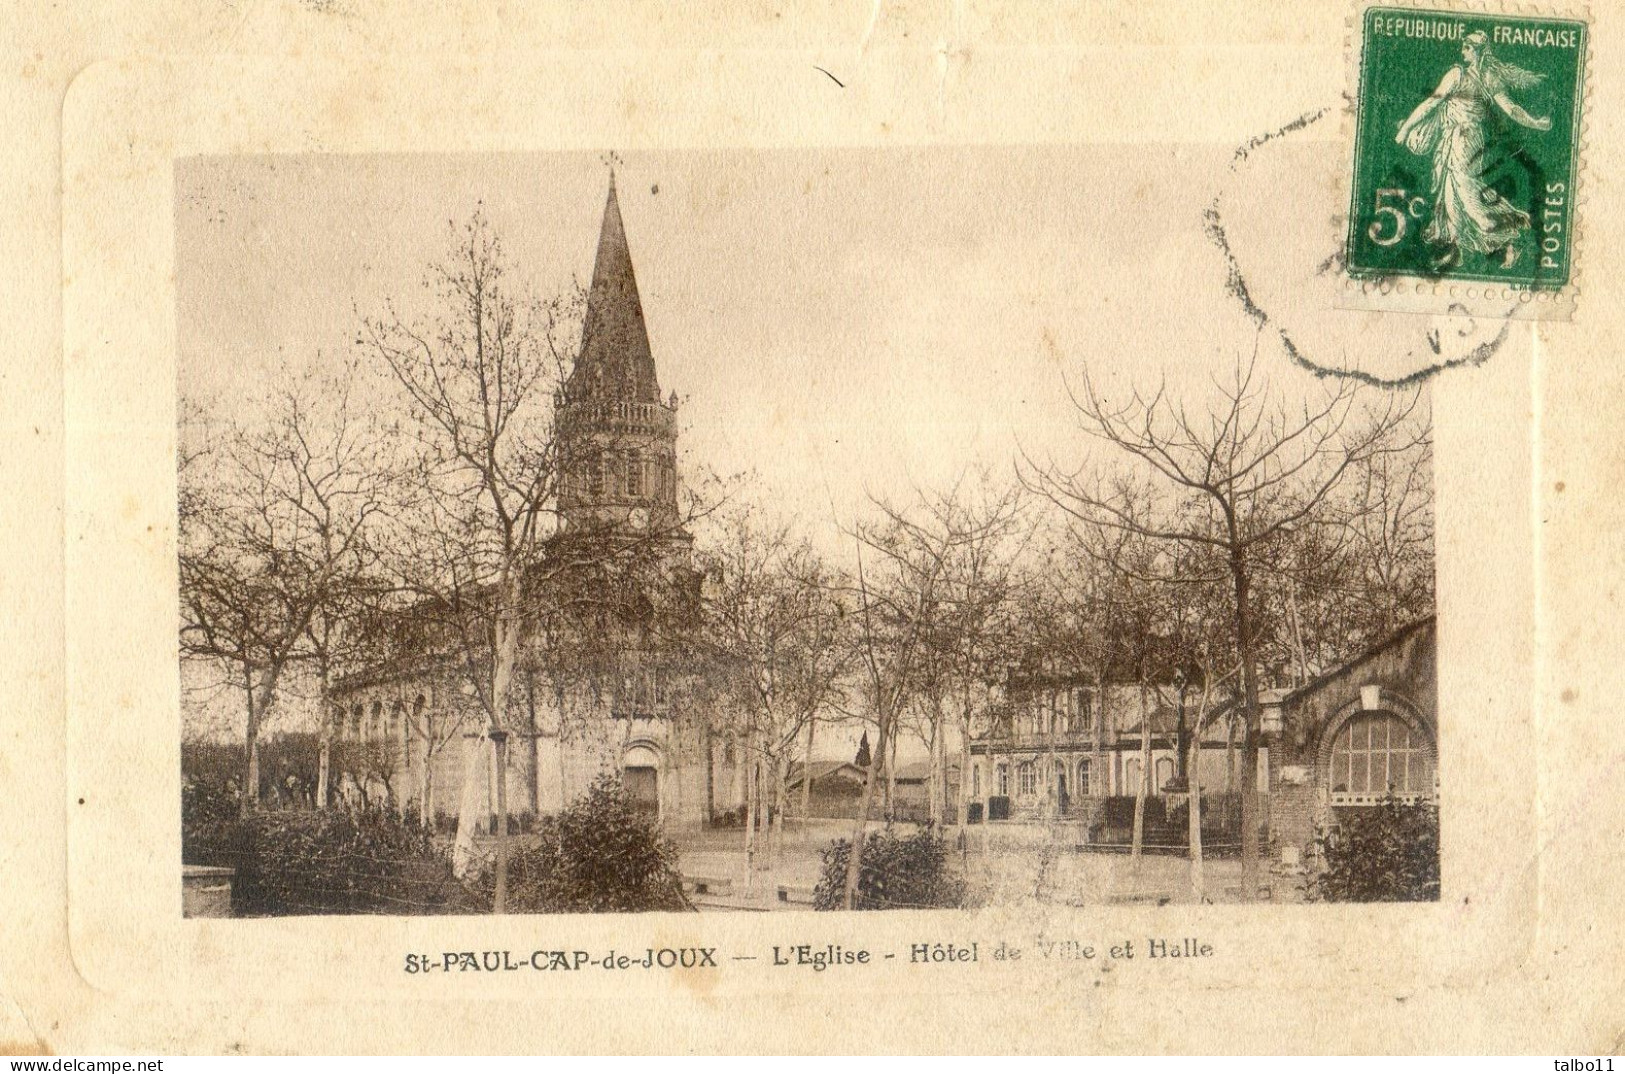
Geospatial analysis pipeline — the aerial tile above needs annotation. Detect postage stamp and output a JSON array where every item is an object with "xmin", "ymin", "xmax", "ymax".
[{"xmin": 1343, "ymin": 4, "xmax": 1588, "ymax": 318}]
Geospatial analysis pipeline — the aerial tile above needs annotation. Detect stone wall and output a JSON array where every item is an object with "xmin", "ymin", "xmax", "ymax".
[{"xmin": 182, "ymin": 865, "xmax": 235, "ymax": 918}]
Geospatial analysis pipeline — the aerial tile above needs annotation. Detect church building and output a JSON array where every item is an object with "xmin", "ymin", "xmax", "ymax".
[{"xmin": 328, "ymin": 175, "xmax": 737, "ymax": 832}]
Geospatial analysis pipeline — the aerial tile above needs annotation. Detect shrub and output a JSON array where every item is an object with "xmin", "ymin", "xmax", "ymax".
[
  {"xmin": 708, "ymin": 805, "xmax": 747, "ymax": 830},
  {"xmin": 182, "ymin": 734, "xmax": 323, "ymax": 808},
  {"xmin": 474, "ymin": 775, "xmax": 691, "ymax": 913},
  {"xmin": 1311, "ymin": 798, "xmax": 1440, "ymax": 902},
  {"xmin": 185, "ymin": 807, "xmax": 476, "ymax": 916},
  {"xmin": 183, "ymin": 773, "xmax": 241, "ymax": 831},
  {"xmin": 813, "ymin": 827, "xmax": 967, "ymax": 911}
]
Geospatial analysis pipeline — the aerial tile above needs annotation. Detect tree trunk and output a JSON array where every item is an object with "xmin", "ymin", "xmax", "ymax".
[
  {"xmin": 316, "ymin": 713, "xmax": 331, "ymax": 812},
  {"xmin": 1188, "ymin": 733, "xmax": 1205, "ymax": 902},
  {"xmin": 523, "ymin": 674, "xmax": 542, "ymax": 818},
  {"xmin": 885, "ymin": 729, "xmax": 898, "ymax": 821},
  {"xmin": 704, "ymin": 723, "xmax": 716, "ymax": 826},
  {"xmin": 241, "ymin": 670, "xmax": 261, "ymax": 813},
  {"xmin": 800, "ymin": 716, "xmax": 815, "ymax": 828},
  {"xmin": 421, "ymin": 733, "xmax": 434, "ymax": 830},
  {"xmin": 492, "ymin": 732, "xmax": 510, "ymax": 913},
  {"xmin": 956, "ymin": 707, "xmax": 972, "ymax": 857},
  {"xmin": 1046, "ymin": 689, "xmax": 1060, "ymax": 822},
  {"xmin": 1130, "ymin": 677, "xmax": 1151, "ymax": 872},
  {"xmin": 770, "ymin": 752, "xmax": 788, "ymax": 867},
  {"xmin": 742, "ymin": 733, "xmax": 758, "ymax": 894},
  {"xmin": 1230, "ymin": 546, "xmax": 1264, "ymax": 901},
  {"xmin": 1092, "ymin": 671, "xmax": 1106, "ymax": 812},
  {"xmin": 842, "ymin": 700, "xmax": 893, "ymax": 910},
  {"xmin": 927, "ymin": 712, "xmax": 942, "ymax": 827},
  {"xmin": 1174, "ymin": 691, "xmax": 1189, "ymax": 788},
  {"xmin": 1287, "ymin": 578, "xmax": 1310, "ymax": 686},
  {"xmin": 453, "ymin": 574, "xmax": 522, "ymax": 883}
]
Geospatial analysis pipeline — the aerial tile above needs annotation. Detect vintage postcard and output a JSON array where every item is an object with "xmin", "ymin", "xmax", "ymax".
[{"xmin": 11, "ymin": 0, "xmax": 1624, "ymax": 1056}]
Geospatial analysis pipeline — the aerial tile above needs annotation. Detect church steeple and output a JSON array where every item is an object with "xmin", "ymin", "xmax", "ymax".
[
  {"xmin": 558, "ymin": 172, "xmax": 682, "ymax": 535},
  {"xmin": 569, "ymin": 172, "xmax": 661, "ymax": 405}
]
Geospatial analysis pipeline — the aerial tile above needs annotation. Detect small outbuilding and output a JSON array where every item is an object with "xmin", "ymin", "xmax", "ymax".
[{"xmin": 1260, "ymin": 616, "xmax": 1438, "ymax": 857}]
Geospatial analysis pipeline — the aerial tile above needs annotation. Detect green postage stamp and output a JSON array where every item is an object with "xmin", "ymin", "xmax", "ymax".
[{"xmin": 1345, "ymin": 4, "xmax": 1587, "ymax": 317}]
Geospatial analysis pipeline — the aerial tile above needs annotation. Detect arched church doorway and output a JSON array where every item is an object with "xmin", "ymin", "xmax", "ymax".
[{"xmin": 622, "ymin": 742, "xmax": 662, "ymax": 816}]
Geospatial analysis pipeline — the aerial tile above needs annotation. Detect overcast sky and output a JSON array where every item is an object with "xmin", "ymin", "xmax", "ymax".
[
  {"xmin": 177, "ymin": 146, "xmax": 1421, "ymax": 755},
  {"xmin": 175, "ymin": 146, "xmax": 1312, "ymax": 545}
]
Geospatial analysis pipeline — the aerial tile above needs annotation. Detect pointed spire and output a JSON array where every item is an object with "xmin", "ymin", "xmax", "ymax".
[{"xmin": 571, "ymin": 173, "xmax": 660, "ymax": 404}]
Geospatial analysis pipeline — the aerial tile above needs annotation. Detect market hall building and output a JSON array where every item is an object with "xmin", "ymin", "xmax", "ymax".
[{"xmin": 967, "ymin": 617, "xmax": 1438, "ymax": 858}]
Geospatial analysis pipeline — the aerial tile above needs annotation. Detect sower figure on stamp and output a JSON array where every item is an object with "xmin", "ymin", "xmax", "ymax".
[{"xmin": 1395, "ymin": 30, "xmax": 1552, "ymax": 271}]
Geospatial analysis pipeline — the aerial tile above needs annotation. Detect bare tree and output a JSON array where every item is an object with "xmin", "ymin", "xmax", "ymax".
[
  {"xmin": 357, "ymin": 209, "xmax": 587, "ymax": 898},
  {"xmin": 179, "ymin": 360, "xmax": 394, "ymax": 812},
  {"xmin": 838, "ymin": 485, "xmax": 1017, "ymax": 908},
  {"xmin": 884, "ymin": 477, "xmax": 1029, "ymax": 842},
  {"xmin": 698, "ymin": 505, "xmax": 853, "ymax": 885},
  {"xmin": 1026, "ymin": 345, "xmax": 1423, "ymax": 899}
]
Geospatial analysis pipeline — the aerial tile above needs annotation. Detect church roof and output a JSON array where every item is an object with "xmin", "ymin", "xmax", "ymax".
[{"xmin": 569, "ymin": 174, "xmax": 661, "ymax": 404}]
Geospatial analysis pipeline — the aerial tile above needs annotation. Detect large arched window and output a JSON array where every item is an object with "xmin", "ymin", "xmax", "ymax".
[
  {"xmin": 1328, "ymin": 712, "xmax": 1434, "ymax": 805},
  {"xmin": 1076, "ymin": 757, "xmax": 1091, "ymax": 797}
]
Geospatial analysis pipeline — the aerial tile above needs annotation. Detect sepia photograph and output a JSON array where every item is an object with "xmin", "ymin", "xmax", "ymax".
[
  {"xmin": 14, "ymin": 0, "xmax": 1621, "ymax": 1053},
  {"xmin": 176, "ymin": 147, "xmax": 1437, "ymax": 918}
]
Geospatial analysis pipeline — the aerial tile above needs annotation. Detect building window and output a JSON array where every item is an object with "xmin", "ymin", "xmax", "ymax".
[
  {"xmin": 972, "ymin": 765, "xmax": 981, "ymax": 798},
  {"xmin": 369, "ymin": 701, "xmax": 383, "ymax": 741},
  {"xmin": 587, "ymin": 452, "xmax": 606, "ymax": 498},
  {"xmin": 1076, "ymin": 758, "xmax": 1091, "ymax": 797},
  {"xmin": 626, "ymin": 452, "xmax": 644, "ymax": 498},
  {"xmin": 1076, "ymin": 690, "xmax": 1092, "ymax": 727},
  {"xmin": 1017, "ymin": 761, "xmax": 1037, "ymax": 797},
  {"xmin": 1155, "ymin": 757, "xmax": 1174, "ymax": 791},
  {"xmin": 996, "ymin": 764, "xmax": 1009, "ymax": 797},
  {"xmin": 1124, "ymin": 757, "xmax": 1142, "ymax": 794},
  {"xmin": 1329, "ymin": 712, "xmax": 1433, "ymax": 804}
]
